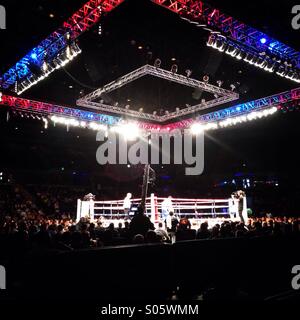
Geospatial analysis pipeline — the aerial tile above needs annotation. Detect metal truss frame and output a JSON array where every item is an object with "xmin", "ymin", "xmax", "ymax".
[
  {"xmin": 2, "ymin": 0, "xmax": 300, "ymax": 92},
  {"xmin": 152, "ymin": 0, "xmax": 300, "ymax": 69},
  {"xmin": 77, "ymin": 64, "xmax": 239, "ymax": 122},
  {"xmin": 2, "ymin": 87, "xmax": 299, "ymax": 131},
  {"xmin": 167, "ymin": 87, "xmax": 300, "ymax": 129},
  {"xmin": 0, "ymin": 95, "xmax": 120, "ymax": 126},
  {"xmin": 198, "ymin": 87, "xmax": 300, "ymax": 122},
  {"xmin": 0, "ymin": 0, "xmax": 299, "ymax": 131},
  {"xmin": 0, "ymin": 0, "xmax": 124, "ymax": 90}
]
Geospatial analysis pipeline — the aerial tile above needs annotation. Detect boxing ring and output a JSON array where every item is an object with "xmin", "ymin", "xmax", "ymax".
[{"xmin": 77, "ymin": 194, "xmax": 248, "ymax": 229}]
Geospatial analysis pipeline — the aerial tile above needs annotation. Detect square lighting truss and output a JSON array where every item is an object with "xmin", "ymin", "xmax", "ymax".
[{"xmin": 77, "ymin": 64, "xmax": 239, "ymax": 123}]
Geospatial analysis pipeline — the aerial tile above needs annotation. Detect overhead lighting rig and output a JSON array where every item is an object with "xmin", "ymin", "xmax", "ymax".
[
  {"xmin": 207, "ymin": 33, "xmax": 300, "ymax": 83},
  {"xmin": 77, "ymin": 63, "xmax": 238, "ymax": 122},
  {"xmin": 16, "ymin": 42, "xmax": 82, "ymax": 95}
]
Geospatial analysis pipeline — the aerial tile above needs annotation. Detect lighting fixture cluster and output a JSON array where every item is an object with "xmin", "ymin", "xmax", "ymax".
[
  {"xmin": 16, "ymin": 43, "xmax": 82, "ymax": 95},
  {"xmin": 11, "ymin": 110, "xmax": 43, "ymax": 120},
  {"xmin": 50, "ymin": 116, "xmax": 146, "ymax": 140},
  {"xmin": 49, "ymin": 106, "xmax": 278, "ymax": 136},
  {"xmin": 218, "ymin": 106, "xmax": 278, "ymax": 128},
  {"xmin": 50, "ymin": 115, "xmax": 107, "ymax": 131},
  {"xmin": 190, "ymin": 122, "xmax": 218, "ymax": 134},
  {"xmin": 207, "ymin": 34, "xmax": 300, "ymax": 83},
  {"xmin": 190, "ymin": 106, "xmax": 278, "ymax": 133}
]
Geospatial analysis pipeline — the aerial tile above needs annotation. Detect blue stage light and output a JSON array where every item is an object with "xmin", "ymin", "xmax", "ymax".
[
  {"xmin": 260, "ymin": 37, "xmax": 267, "ymax": 44},
  {"xmin": 30, "ymin": 53, "xmax": 38, "ymax": 60}
]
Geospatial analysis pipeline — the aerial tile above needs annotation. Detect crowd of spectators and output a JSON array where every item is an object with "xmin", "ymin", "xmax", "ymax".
[
  {"xmin": 1, "ymin": 205, "xmax": 299, "ymax": 254},
  {"xmin": 1, "ymin": 182, "xmax": 299, "ymax": 254}
]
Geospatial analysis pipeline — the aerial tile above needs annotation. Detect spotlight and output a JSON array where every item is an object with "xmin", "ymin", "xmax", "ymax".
[
  {"xmin": 230, "ymin": 84, "xmax": 236, "ymax": 91},
  {"xmin": 89, "ymin": 122, "xmax": 107, "ymax": 131},
  {"xmin": 225, "ymin": 42, "xmax": 239, "ymax": 57},
  {"xmin": 43, "ymin": 117, "xmax": 48, "ymax": 129},
  {"xmin": 276, "ymin": 65, "xmax": 287, "ymax": 77},
  {"xmin": 115, "ymin": 123, "xmax": 140, "ymax": 141},
  {"xmin": 139, "ymin": 108, "xmax": 144, "ymax": 112},
  {"xmin": 185, "ymin": 69, "xmax": 192, "ymax": 78},
  {"xmin": 203, "ymin": 75, "xmax": 209, "ymax": 83},
  {"xmin": 207, "ymin": 33, "xmax": 216, "ymax": 47},
  {"xmin": 260, "ymin": 37, "xmax": 267, "ymax": 44},
  {"xmin": 171, "ymin": 64, "xmax": 178, "ymax": 73},
  {"xmin": 235, "ymin": 49, "xmax": 243, "ymax": 60},
  {"xmin": 42, "ymin": 61, "xmax": 48, "ymax": 72},
  {"xmin": 154, "ymin": 58, "xmax": 161, "ymax": 68},
  {"xmin": 190, "ymin": 123, "xmax": 204, "ymax": 135},
  {"xmin": 147, "ymin": 51, "xmax": 153, "ymax": 62},
  {"xmin": 30, "ymin": 53, "xmax": 38, "ymax": 60},
  {"xmin": 216, "ymin": 80, "xmax": 223, "ymax": 87},
  {"xmin": 243, "ymin": 52, "xmax": 256, "ymax": 65},
  {"xmin": 214, "ymin": 36, "xmax": 227, "ymax": 52}
]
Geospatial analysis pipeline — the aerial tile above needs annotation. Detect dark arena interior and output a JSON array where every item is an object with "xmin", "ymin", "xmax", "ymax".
[{"xmin": 0, "ymin": 0, "xmax": 300, "ymax": 316}]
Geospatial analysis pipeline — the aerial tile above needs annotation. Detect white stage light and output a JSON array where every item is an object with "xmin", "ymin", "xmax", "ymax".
[
  {"xmin": 89, "ymin": 122, "xmax": 107, "ymax": 131},
  {"xmin": 113, "ymin": 123, "xmax": 140, "ymax": 140},
  {"xmin": 190, "ymin": 123, "xmax": 204, "ymax": 135}
]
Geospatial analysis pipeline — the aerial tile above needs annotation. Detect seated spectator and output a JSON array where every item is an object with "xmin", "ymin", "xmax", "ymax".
[
  {"xmin": 196, "ymin": 222, "xmax": 211, "ymax": 239},
  {"xmin": 132, "ymin": 234, "xmax": 144, "ymax": 244},
  {"xmin": 145, "ymin": 230, "xmax": 161, "ymax": 243},
  {"xmin": 175, "ymin": 218, "xmax": 196, "ymax": 241},
  {"xmin": 119, "ymin": 221, "xmax": 130, "ymax": 240},
  {"xmin": 155, "ymin": 222, "xmax": 170, "ymax": 242},
  {"xmin": 129, "ymin": 205, "xmax": 154, "ymax": 237},
  {"xmin": 211, "ymin": 224, "xmax": 220, "ymax": 238},
  {"xmin": 107, "ymin": 223, "xmax": 120, "ymax": 238},
  {"xmin": 80, "ymin": 223, "xmax": 91, "ymax": 248},
  {"xmin": 88, "ymin": 223, "xmax": 97, "ymax": 240},
  {"xmin": 54, "ymin": 224, "xmax": 64, "ymax": 243},
  {"xmin": 235, "ymin": 223, "xmax": 247, "ymax": 237}
]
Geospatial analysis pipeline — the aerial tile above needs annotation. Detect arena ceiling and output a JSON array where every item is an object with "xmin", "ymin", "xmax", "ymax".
[
  {"xmin": 1, "ymin": 0, "xmax": 299, "ymax": 113},
  {"xmin": 0, "ymin": 0, "xmax": 300, "ymax": 191}
]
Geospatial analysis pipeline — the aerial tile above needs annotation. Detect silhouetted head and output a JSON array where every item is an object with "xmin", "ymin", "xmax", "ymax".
[
  {"xmin": 145, "ymin": 230, "xmax": 158, "ymax": 243},
  {"xmin": 132, "ymin": 234, "xmax": 144, "ymax": 244}
]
